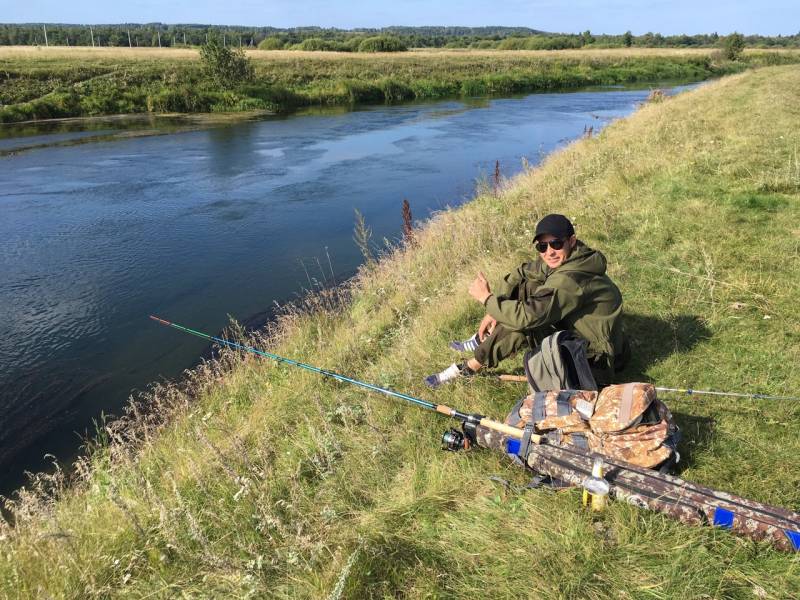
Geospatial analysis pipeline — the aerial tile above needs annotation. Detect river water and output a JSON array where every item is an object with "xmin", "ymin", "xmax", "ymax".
[{"xmin": 0, "ymin": 84, "xmax": 692, "ymax": 493}]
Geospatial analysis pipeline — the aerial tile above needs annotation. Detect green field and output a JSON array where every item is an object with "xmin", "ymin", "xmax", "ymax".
[
  {"xmin": 2, "ymin": 65, "xmax": 800, "ymax": 598},
  {"xmin": 2, "ymin": 46, "xmax": 798, "ymax": 123}
]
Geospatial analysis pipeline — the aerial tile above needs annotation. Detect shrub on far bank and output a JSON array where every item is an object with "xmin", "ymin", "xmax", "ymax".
[
  {"xmin": 200, "ymin": 35, "xmax": 254, "ymax": 88},
  {"xmin": 257, "ymin": 37, "xmax": 285, "ymax": 50},
  {"xmin": 357, "ymin": 36, "xmax": 407, "ymax": 53},
  {"xmin": 237, "ymin": 84, "xmax": 303, "ymax": 110},
  {"xmin": 497, "ymin": 36, "xmax": 582, "ymax": 51},
  {"xmin": 471, "ymin": 40, "xmax": 497, "ymax": 50},
  {"xmin": 724, "ymin": 32, "xmax": 745, "ymax": 61},
  {"xmin": 147, "ymin": 85, "xmax": 219, "ymax": 113},
  {"xmin": 292, "ymin": 38, "xmax": 338, "ymax": 51},
  {"xmin": 341, "ymin": 37, "xmax": 364, "ymax": 52}
]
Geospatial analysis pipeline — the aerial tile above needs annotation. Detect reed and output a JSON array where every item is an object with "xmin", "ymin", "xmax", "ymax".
[{"xmin": 401, "ymin": 199, "xmax": 414, "ymax": 245}]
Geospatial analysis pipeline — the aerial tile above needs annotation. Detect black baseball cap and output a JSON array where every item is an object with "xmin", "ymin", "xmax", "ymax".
[{"xmin": 534, "ymin": 214, "xmax": 575, "ymax": 241}]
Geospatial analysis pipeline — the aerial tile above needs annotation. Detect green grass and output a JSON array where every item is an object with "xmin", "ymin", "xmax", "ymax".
[
  {"xmin": 2, "ymin": 65, "xmax": 800, "ymax": 598},
  {"xmin": 3, "ymin": 47, "xmax": 798, "ymax": 123}
]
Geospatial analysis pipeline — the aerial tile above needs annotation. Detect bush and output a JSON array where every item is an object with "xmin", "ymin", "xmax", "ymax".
[
  {"xmin": 79, "ymin": 87, "xmax": 122, "ymax": 115},
  {"xmin": 496, "ymin": 37, "xmax": 528, "ymax": 50},
  {"xmin": 471, "ymin": 40, "xmax": 497, "ymax": 50},
  {"xmin": 335, "ymin": 80, "xmax": 384, "ymax": 104},
  {"xmin": 378, "ymin": 78, "xmax": 413, "ymax": 102},
  {"xmin": 409, "ymin": 79, "xmax": 458, "ymax": 98},
  {"xmin": 341, "ymin": 37, "xmax": 364, "ymax": 52},
  {"xmin": 0, "ymin": 102, "xmax": 36, "ymax": 123},
  {"xmin": 357, "ymin": 36, "xmax": 407, "ymax": 53},
  {"xmin": 257, "ymin": 37, "xmax": 284, "ymax": 50},
  {"xmin": 147, "ymin": 86, "xmax": 218, "ymax": 113},
  {"xmin": 495, "ymin": 36, "xmax": 582, "ymax": 51},
  {"xmin": 723, "ymin": 32, "xmax": 745, "ymax": 61},
  {"xmin": 200, "ymin": 35, "xmax": 254, "ymax": 88},
  {"xmin": 292, "ymin": 38, "xmax": 337, "ymax": 51},
  {"xmin": 238, "ymin": 84, "xmax": 303, "ymax": 111},
  {"xmin": 460, "ymin": 78, "xmax": 488, "ymax": 96},
  {"xmin": 623, "ymin": 31, "xmax": 633, "ymax": 47},
  {"xmin": 36, "ymin": 89, "xmax": 82, "ymax": 119}
]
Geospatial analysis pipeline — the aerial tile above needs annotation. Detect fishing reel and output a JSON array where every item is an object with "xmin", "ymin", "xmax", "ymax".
[{"xmin": 442, "ymin": 413, "xmax": 484, "ymax": 451}]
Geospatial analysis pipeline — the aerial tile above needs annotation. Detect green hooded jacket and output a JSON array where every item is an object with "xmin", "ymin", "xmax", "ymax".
[{"xmin": 484, "ymin": 241, "xmax": 628, "ymax": 371}]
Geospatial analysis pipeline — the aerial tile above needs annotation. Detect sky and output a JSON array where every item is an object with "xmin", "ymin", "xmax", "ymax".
[{"xmin": 3, "ymin": 0, "xmax": 799, "ymax": 36}]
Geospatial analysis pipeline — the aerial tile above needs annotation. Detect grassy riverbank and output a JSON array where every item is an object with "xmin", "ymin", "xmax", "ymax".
[
  {"xmin": 2, "ymin": 47, "xmax": 799, "ymax": 123},
  {"xmin": 2, "ymin": 65, "xmax": 800, "ymax": 598}
]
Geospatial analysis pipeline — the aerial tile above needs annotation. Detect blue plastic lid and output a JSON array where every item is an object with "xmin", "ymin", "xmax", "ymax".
[
  {"xmin": 506, "ymin": 439, "xmax": 521, "ymax": 456},
  {"xmin": 713, "ymin": 507, "xmax": 735, "ymax": 529}
]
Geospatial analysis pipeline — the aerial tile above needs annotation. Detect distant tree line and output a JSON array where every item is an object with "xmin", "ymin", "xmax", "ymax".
[
  {"xmin": 1, "ymin": 23, "xmax": 798, "ymax": 50},
  {"xmin": 0, "ymin": 24, "xmax": 543, "ymax": 48}
]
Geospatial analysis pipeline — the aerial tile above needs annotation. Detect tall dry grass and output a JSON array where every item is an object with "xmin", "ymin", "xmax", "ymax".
[{"xmin": 6, "ymin": 46, "xmax": 796, "ymax": 123}]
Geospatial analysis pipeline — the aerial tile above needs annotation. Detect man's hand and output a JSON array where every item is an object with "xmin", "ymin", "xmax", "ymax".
[
  {"xmin": 468, "ymin": 272, "xmax": 492, "ymax": 305},
  {"xmin": 477, "ymin": 314, "xmax": 497, "ymax": 342}
]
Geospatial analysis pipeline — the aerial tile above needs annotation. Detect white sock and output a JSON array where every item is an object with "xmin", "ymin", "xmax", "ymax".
[{"xmin": 438, "ymin": 363, "xmax": 461, "ymax": 381}]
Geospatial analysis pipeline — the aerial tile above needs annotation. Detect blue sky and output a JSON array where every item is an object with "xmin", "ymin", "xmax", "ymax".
[{"xmin": 4, "ymin": 0, "xmax": 799, "ymax": 35}]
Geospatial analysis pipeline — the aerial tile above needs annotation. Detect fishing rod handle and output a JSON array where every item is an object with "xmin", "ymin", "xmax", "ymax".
[
  {"xmin": 479, "ymin": 417, "xmax": 538, "ymax": 442},
  {"xmin": 498, "ymin": 374, "xmax": 527, "ymax": 383},
  {"xmin": 436, "ymin": 404, "xmax": 539, "ymax": 442}
]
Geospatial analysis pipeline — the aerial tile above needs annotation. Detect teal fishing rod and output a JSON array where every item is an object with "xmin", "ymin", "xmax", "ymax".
[
  {"xmin": 150, "ymin": 316, "xmax": 800, "ymax": 553},
  {"xmin": 652, "ymin": 387, "xmax": 800, "ymax": 401},
  {"xmin": 497, "ymin": 374, "xmax": 800, "ymax": 401},
  {"xmin": 149, "ymin": 315, "xmax": 531, "ymax": 448}
]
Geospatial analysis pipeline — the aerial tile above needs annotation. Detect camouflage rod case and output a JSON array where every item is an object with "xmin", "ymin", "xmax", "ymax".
[{"xmin": 523, "ymin": 442, "xmax": 800, "ymax": 553}]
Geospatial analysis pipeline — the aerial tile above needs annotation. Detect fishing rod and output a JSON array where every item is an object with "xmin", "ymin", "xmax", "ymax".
[
  {"xmin": 150, "ymin": 315, "xmax": 535, "ymax": 449},
  {"xmin": 496, "ymin": 374, "xmax": 799, "ymax": 401},
  {"xmin": 653, "ymin": 387, "xmax": 800, "ymax": 401},
  {"xmin": 151, "ymin": 315, "xmax": 800, "ymax": 552}
]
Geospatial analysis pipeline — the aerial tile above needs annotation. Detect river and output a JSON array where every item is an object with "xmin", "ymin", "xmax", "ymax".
[{"xmin": 0, "ymin": 83, "xmax": 693, "ymax": 494}]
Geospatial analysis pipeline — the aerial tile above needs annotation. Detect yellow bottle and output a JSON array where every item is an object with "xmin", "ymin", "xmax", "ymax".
[{"xmin": 582, "ymin": 457, "xmax": 608, "ymax": 511}]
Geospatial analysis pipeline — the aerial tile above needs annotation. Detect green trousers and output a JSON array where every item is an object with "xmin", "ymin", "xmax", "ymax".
[
  {"xmin": 473, "ymin": 324, "xmax": 626, "ymax": 386},
  {"xmin": 473, "ymin": 323, "xmax": 530, "ymax": 369}
]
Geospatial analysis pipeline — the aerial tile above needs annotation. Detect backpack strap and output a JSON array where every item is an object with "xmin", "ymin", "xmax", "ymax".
[
  {"xmin": 520, "ymin": 422, "xmax": 536, "ymax": 458},
  {"xmin": 523, "ymin": 348, "xmax": 538, "ymax": 391},
  {"xmin": 508, "ymin": 422, "xmax": 538, "ymax": 467},
  {"xmin": 555, "ymin": 391, "xmax": 572, "ymax": 416},
  {"xmin": 488, "ymin": 474, "xmax": 572, "ymax": 492},
  {"xmin": 545, "ymin": 430, "xmax": 564, "ymax": 445},
  {"xmin": 556, "ymin": 332, "xmax": 598, "ymax": 391},
  {"xmin": 532, "ymin": 392, "xmax": 548, "ymax": 422},
  {"xmin": 569, "ymin": 432, "xmax": 590, "ymax": 450},
  {"xmin": 542, "ymin": 332, "xmax": 566, "ymax": 388},
  {"xmin": 526, "ymin": 475, "xmax": 573, "ymax": 490},
  {"xmin": 618, "ymin": 382, "xmax": 637, "ymax": 425}
]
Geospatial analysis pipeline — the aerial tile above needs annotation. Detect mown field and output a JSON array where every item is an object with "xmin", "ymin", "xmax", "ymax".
[
  {"xmin": 2, "ymin": 46, "xmax": 799, "ymax": 123},
  {"xmin": 2, "ymin": 65, "xmax": 800, "ymax": 598}
]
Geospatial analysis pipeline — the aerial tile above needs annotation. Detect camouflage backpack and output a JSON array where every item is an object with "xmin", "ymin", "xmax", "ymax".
[{"xmin": 480, "ymin": 383, "xmax": 680, "ymax": 470}]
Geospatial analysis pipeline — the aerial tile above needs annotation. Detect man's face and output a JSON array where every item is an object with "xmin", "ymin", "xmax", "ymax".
[{"xmin": 536, "ymin": 234, "xmax": 576, "ymax": 269}]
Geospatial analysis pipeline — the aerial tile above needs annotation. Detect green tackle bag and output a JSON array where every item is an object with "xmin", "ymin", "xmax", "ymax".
[{"xmin": 524, "ymin": 330, "xmax": 598, "ymax": 393}]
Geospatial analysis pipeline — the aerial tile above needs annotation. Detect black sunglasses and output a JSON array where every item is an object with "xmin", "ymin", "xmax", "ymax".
[{"xmin": 535, "ymin": 238, "xmax": 566, "ymax": 253}]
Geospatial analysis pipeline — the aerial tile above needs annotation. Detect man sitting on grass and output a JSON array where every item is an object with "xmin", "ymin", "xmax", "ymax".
[{"xmin": 425, "ymin": 214, "xmax": 629, "ymax": 388}]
